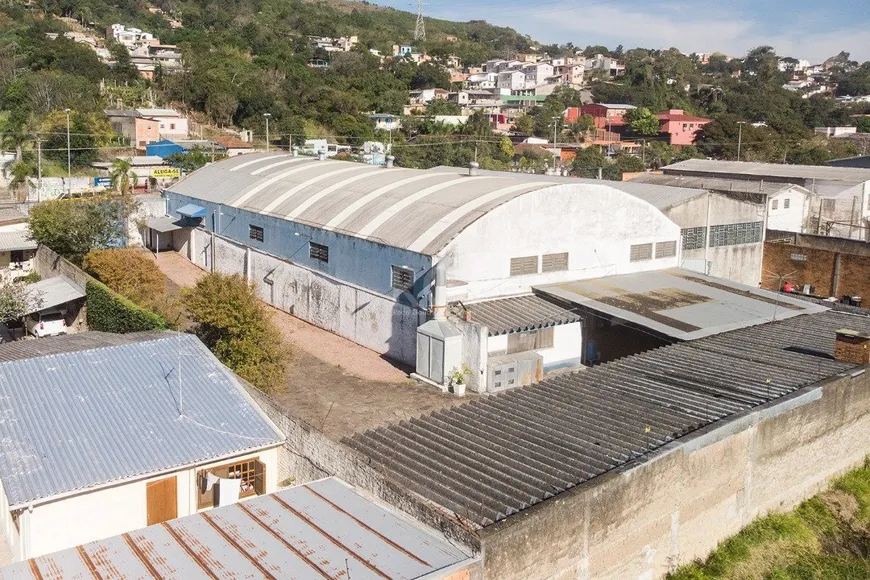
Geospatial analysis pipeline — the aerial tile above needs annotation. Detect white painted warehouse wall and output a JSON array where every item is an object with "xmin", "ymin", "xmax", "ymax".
[
  {"xmin": 441, "ymin": 184, "xmax": 682, "ymax": 302},
  {"xmin": 9, "ymin": 447, "xmax": 278, "ymax": 561}
]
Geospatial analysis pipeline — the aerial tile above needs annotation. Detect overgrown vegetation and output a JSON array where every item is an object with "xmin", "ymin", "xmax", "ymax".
[
  {"xmin": 28, "ymin": 196, "xmax": 138, "ymax": 264},
  {"xmin": 85, "ymin": 279, "xmax": 168, "ymax": 333},
  {"xmin": 670, "ymin": 459, "xmax": 870, "ymax": 579},
  {"xmin": 182, "ymin": 273, "xmax": 289, "ymax": 393},
  {"xmin": 83, "ymin": 248, "xmax": 180, "ymax": 326}
]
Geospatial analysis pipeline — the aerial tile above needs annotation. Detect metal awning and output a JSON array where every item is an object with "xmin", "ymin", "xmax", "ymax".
[
  {"xmin": 146, "ymin": 216, "xmax": 184, "ymax": 233},
  {"xmin": 463, "ymin": 294, "xmax": 583, "ymax": 336},
  {"xmin": 176, "ymin": 204, "xmax": 207, "ymax": 218},
  {"xmin": 26, "ymin": 276, "xmax": 85, "ymax": 314},
  {"xmin": 0, "ymin": 231, "xmax": 37, "ymax": 252}
]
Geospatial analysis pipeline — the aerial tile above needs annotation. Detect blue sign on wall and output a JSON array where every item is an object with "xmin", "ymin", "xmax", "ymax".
[{"xmin": 94, "ymin": 177, "xmax": 112, "ymax": 187}]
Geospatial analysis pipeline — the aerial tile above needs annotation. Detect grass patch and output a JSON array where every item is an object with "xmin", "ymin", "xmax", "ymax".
[{"xmin": 669, "ymin": 460, "xmax": 870, "ymax": 580}]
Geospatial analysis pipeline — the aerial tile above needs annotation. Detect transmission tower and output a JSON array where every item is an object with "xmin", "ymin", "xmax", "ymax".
[{"xmin": 414, "ymin": 0, "xmax": 426, "ymax": 41}]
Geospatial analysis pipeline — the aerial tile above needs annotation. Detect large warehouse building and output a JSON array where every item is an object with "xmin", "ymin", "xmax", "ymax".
[{"xmin": 160, "ymin": 154, "xmax": 683, "ymax": 365}]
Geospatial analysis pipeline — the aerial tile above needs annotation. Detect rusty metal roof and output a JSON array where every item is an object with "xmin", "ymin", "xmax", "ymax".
[
  {"xmin": 536, "ymin": 268, "xmax": 828, "ymax": 340},
  {"xmin": 345, "ymin": 309, "xmax": 870, "ymax": 527},
  {"xmin": 1, "ymin": 478, "xmax": 476, "ymax": 579},
  {"xmin": 463, "ymin": 294, "xmax": 583, "ymax": 335}
]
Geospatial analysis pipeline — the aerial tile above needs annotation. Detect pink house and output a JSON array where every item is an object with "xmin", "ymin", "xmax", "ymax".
[{"xmin": 657, "ymin": 109, "xmax": 711, "ymax": 147}]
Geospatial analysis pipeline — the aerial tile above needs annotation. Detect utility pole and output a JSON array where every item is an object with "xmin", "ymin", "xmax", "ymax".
[
  {"xmin": 64, "ymin": 108, "xmax": 71, "ymax": 194},
  {"xmin": 736, "ymin": 121, "xmax": 745, "ymax": 162},
  {"xmin": 552, "ymin": 118, "xmax": 559, "ymax": 173},
  {"xmin": 36, "ymin": 138, "xmax": 42, "ymax": 203},
  {"xmin": 641, "ymin": 139, "xmax": 646, "ymax": 166},
  {"xmin": 263, "ymin": 113, "xmax": 271, "ymax": 152}
]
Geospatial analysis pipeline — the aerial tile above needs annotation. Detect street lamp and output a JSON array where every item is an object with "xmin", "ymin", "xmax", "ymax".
[
  {"xmin": 551, "ymin": 117, "xmax": 560, "ymax": 173},
  {"xmin": 64, "ymin": 108, "xmax": 71, "ymax": 192},
  {"xmin": 736, "ymin": 121, "xmax": 746, "ymax": 162},
  {"xmin": 263, "ymin": 113, "xmax": 271, "ymax": 152}
]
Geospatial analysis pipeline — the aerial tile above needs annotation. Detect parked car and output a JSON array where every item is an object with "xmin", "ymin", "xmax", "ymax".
[{"xmin": 26, "ymin": 309, "xmax": 67, "ymax": 338}]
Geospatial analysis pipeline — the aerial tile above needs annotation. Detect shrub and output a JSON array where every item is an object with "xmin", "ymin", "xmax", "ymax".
[
  {"xmin": 182, "ymin": 273, "xmax": 289, "ymax": 393},
  {"xmin": 86, "ymin": 280, "xmax": 167, "ymax": 333},
  {"xmin": 83, "ymin": 248, "xmax": 165, "ymax": 306}
]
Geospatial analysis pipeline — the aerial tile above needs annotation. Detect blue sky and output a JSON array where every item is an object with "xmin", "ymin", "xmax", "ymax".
[{"xmin": 377, "ymin": 0, "xmax": 870, "ymax": 62}]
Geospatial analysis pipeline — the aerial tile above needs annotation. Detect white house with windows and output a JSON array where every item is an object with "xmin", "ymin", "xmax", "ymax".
[
  {"xmin": 136, "ymin": 108, "xmax": 188, "ymax": 139},
  {"xmin": 0, "ymin": 332, "xmax": 284, "ymax": 562}
]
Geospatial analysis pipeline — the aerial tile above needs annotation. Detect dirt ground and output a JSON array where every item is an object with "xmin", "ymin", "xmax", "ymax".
[{"xmin": 152, "ymin": 251, "xmax": 469, "ymax": 439}]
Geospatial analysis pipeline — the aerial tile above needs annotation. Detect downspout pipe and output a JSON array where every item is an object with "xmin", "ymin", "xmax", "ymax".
[{"xmin": 433, "ymin": 261, "xmax": 448, "ymax": 321}]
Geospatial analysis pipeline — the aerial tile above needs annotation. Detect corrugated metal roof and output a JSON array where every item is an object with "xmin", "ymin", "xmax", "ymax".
[
  {"xmin": 662, "ymin": 159, "xmax": 870, "ymax": 183},
  {"xmin": 536, "ymin": 268, "xmax": 827, "ymax": 340},
  {"xmin": 346, "ymin": 309, "xmax": 869, "ymax": 527},
  {"xmin": 427, "ymin": 166, "xmax": 710, "ymax": 211},
  {"xmin": 0, "ymin": 332, "xmax": 283, "ymax": 507},
  {"xmin": 464, "ymin": 294, "xmax": 583, "ymax": 335},
  {"xmin": 0, "ymin": 331, "xmax": 164, "ymax": 362},
  {"xmin": 166, "ymin": 155, "xmax": 701, "ymax": 256},
  {"xmin": 1, "ymin": 478, "xmax": 475, "ymax": 579},
  {"xmin": 25, "ymin": 275, "xmax": 84, "ymax": 314},
  {"xmin": 0, "ymin": 230, "xmax": 36, "ymax": 252},
  {"xmin": 629, "ymin": 173, "xmax": 805, "ymax": 195},
  {"xmin": 146, "ymin": 215, "xmax": 185, "ymax": 233}
]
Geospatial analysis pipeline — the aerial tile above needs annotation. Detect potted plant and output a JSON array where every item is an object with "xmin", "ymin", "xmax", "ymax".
[{"xmin": 448, "ymin": 365, "xmax": 470, "ymax": 396}]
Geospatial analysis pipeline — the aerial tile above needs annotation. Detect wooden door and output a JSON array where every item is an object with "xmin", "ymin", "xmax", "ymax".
[{"xmin": 146, "ymin": 476, "xmax": 178, "ymax": 525}]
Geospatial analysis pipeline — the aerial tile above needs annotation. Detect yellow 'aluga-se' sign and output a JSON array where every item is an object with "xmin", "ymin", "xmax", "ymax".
[{"xmin": 153, "ymin": 167, "xmax": 181, "ymax": 179}]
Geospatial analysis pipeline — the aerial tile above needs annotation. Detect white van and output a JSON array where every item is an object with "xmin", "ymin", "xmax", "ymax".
[{"xmin": 27, "ymin": 309, "xmax": 67, "ymax": 338}]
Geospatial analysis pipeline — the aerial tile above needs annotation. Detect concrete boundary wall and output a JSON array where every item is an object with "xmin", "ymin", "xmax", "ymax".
[
  {"xmin": 478, "ymin": 370, "xmax": 870, "ymax": 579},
  {"xmin": 189, "ymin": 228, "xmax": 422, "ymax": 364}
]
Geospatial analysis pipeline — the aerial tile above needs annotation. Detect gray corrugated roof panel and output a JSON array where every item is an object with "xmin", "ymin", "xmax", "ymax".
[
  {"xmin": 0, "ymin": 208, "xmax": 27, "ymax": 224},
  {"xmin": 427, "ymin": 166, "xmax": 709, "ymax": 210},
  {"xmin": 166, "ymin": 155, "xmax": 701, "ymax": 256},
  {"xmin": 662, "ymin": 159, "xmax": 870, "ymax": 183},
  {"xmin": 146, "ymin": 215, "xmax": 185, "ymax": 233},
  {"xmin": 0, "ymin": 332, "xmax": 284, "ymax": 507},
  {"xmin": 0, "ymin": 230, "xmax": 36, "ymax": 252},
  {"xmin": 464, "ymin": 294, "xmax": 583, "ymax": 335},
  {"xmin": 25, "ymin": 275, "xmax": 85, "ymax": 313},
  {"xmin": 535, "ymin": 268, "xmax": 827, "ymax": 341},
  {"xmin": 346, "ymin": 309, "xmax": 870, "ymax": 527},
  {"xmin": 1, "ymin": 478, "xmax": 475, "ymax": 579},
  {"xmin": 628, "ymin": 173, "xmax": 806, "ymax": 195}
]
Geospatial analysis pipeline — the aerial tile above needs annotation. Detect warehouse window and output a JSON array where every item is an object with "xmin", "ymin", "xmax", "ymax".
[
  {"xmin": 391, "ymin": 266, "xmax": 414, "ymax": 292},
  {"xmin": 784, "ymin": 198, "xmax": 791, "ymax": 209},
  {"xmin": 506, "ymin": 327, "xmax": 554, "ymax": 354},
  {"xmin": 681, "ymin": 227, "xmax": 706, "ymax": 251},
  {"xmin": 821, "ymin": 199, "xmax": 836, "ymax": 213},
  {"xmin": 629, "ymin": 243, "xmax": 653, "ymax": 262},
  {"xmin": 791, "ymin": 253, "xmax": 808, "ymax": 262},
  {"xmin": 708, "ymin": 222, "xmax": 763, "ymax": 247},
  {"xmin": 541, "ymin": 252, "xmax": 569, "ymax": 273},
  {"xmin": 249, "ymin": 225, "xmax": 264, "ymax": 242},
  {"xmin": 771, "ymin": 199, "xmax": 778, "ymax": 210},
  {"xmin": 309, "ymin": 242, "xmax": 329, "ymax": 263},
  {"xmin": 510, "ymin": 256, "xmax": 539, "ymax": 276},
  {"xmin": 655, "ymin": 241, "xmax": 677, "ymax": 258}
]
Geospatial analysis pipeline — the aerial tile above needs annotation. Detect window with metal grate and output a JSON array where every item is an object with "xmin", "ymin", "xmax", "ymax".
[
  {"xmin": 510, "ymin": 255, "xmax": 539, "ymax": 276},
  {"xmin": 391, "ymin": 265, "xmax": 414, "ymax": 291},
  {"xmin": 681, "ymin": 227, "xmax": 707, "ymax": 251},
  {"xmin": 709, "ymin": 222, "xmax": 763, "ymax": 247},
  {"xmin": 629, "ymin": 243, "xmax": 653, "ymax": 262},
  {"xmin": 541, "ymin": 252, "xmax": 569, "ymax": 273},
  {"xmin": 655, "ymin": 241, "xmax": 677, "ymax": 258},
  {"xmin": 309, "ymin": 242, "xmax": 329, "ymax": 263},
  {"xmin": 249, "ymin": 225, "xmax": 264, "ymax": 242}
]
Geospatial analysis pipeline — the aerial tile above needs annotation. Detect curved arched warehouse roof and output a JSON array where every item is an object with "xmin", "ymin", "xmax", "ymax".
[{"xmin": 167, "ymin": 153, "xmax": 704, "ymax": 256}]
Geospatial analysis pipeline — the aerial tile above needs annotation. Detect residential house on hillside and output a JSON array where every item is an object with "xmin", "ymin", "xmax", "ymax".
[
  {"xmin": 211, "ymin": 135, "xmax": 255, "ymax": 157},
  {"xmin": 136, "ymin": 108, "xmax": 188, "ymax": 139},
  {"xmin": 584, "ymin": 53, "xmax": 626, "ymax": 77},
  {"xmin": 657, "ymin": 109, "xmax": 712, "ymax": 146},
  {"xmin": 0, "ymin": 332, "xmax": 284, "ymax": 562},
  {"xmin": 105, "ymin": 109, "xmax": 160, "ymax": 151}
]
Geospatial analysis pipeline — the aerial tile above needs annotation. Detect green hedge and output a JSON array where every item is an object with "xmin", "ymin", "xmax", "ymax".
[{"xmin": 86, "ymin": 280, "xmax": 168, "ymax": 333}]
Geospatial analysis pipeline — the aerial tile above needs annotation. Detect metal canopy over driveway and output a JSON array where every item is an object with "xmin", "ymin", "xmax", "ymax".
[
  {"xmin": 25, "ymin": 276, "xmax": 84, "ymax": 315},
  {"xmin": 535, "ymin": 268, "xmax": 828, "ymax": 341},
  {"xmin": 145, "ymin": 216, "xmax": 185, "ymax": 233}
]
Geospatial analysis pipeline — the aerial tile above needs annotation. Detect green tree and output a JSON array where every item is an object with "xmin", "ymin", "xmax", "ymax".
[
  {"xmin": 108, "ymin": 42, "xmax": 140, "ymax": 84},
  {"xmin": 43, "ymin": 112, "xmax": 98, "ymax": 168},
  {"xmin": 182, "ymin": 273, "xmax": 290, "ymax": 393},
  {"xmin": 28, "ymin": 196, "xmax": 139, "ymax": 264},
  {"xmin": 857, "ymin": 117, "xmax": 870, "ymax": 133},
  {"xmin": 571, "ymin": 147, "xmax": 607, "ymax": 178},
  {"xmin": 0, "ymin": 280, "xmax": 42, "ymax": 322},
  {"xmin": 109, "ymin": 158, "xmax": 138, "ymax": 196},
  {"xmin": 624, "ymin": 107, "xmax": 661, "ymax": 137},
  {"xmin": 604, "ymin": 155, "xmax": 645, "ymax": 180},
  {"xmin": 166, "ymin": 150, "xmax": 216, "ymax": 172}
]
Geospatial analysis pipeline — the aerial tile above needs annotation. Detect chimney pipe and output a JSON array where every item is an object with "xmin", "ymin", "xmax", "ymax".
[
  {"xmin": 433, "ymin": 262, "xmax": 448, "ymax": 321},
  {"xmin": 469, "ymin": 161, "xmax": 480, "ymax": 177},
  {"xmin": 385, "ymin": 155, "xmax": 395, "ymax": 168},
  {"xmin": 834, "ymin": 328, "xmax": 870, "ymax": 366}
]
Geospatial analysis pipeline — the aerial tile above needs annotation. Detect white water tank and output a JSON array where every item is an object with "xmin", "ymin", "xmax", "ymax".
[{"xmin": 416, "ymin": 320, "xmax": 463, "ymax": 385}]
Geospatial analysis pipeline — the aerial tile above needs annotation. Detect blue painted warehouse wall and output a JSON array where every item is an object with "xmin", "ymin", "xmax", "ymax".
[
  {"xmin": 146, "ymin": 140, "xmax": 184, "ymax": 158},
  {"xmin": 166, "ymin": 192, "xmax": 435, "ymax": 306}
]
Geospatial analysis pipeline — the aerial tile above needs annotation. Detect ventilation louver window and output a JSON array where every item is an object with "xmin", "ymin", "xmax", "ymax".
[
  {"xmin": 391, "ymin": 266, "xmax": 414, "ymax": 291},
  {"xmin": 249, "ymin": 225, "xmax": 264, "ymax": 242},
  {"xmin": 709, "ymin": 222, "xmax": 763, "ymax": 247},
  {"xmin": 510, "ymin": 256, "xmax": 539, "ymax": 276},
  {"xmin": 629, "ymin": 243, "xmax": 653, "ymax": 262},
  {"xmin": 681, "ymin": 227, "xmax": 706, "ymax": 251},
  {"xmin": 541, "ymin": 252, "xmax": 569, "ymax": 273},
  {"xmin": 655, "ymin": 241, "xmax": 677, "ymax": 258},
  {"xmin": 309, "ymin": 242, "xmax": 329, "ymax": 263}
]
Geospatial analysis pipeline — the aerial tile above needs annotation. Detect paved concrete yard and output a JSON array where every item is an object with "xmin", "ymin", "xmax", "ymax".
[{"xmin": 153, "ymin": 251, "xmax": 470, "ymax": 439}]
